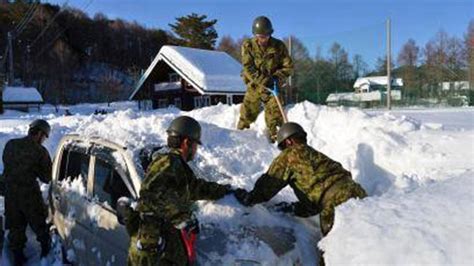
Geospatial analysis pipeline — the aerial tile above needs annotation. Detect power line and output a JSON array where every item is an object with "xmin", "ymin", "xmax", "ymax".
[
  {"xmin": 29, "ymin": 0, "xmax": 94, "ymax": 66},
  {"xmin": 29, "ymin": 1, "xmax": 70, "ymax": 49},
  {"xmin": 12, "ymin": 3, "xmax": 36, "ymax": 34},
  {"xmin": 12, "ymin": 2, "xmax": 40, "ymax": 38}
]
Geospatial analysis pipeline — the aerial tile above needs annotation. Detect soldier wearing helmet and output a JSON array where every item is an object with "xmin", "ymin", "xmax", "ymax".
[
  {"xmin": 237, "ymin": 16, "xmax": 293, "ymax": 143},
  {"xmin": 128, "ymin": 116, "xmax": 234, "ymax": 265},
  {"xmin": 2, "ymin": 119, "xmax": 52, "ymax": 264},
  {"xmin": 235, "ymin": 122, "xmax": 367, "ymax": 265}
]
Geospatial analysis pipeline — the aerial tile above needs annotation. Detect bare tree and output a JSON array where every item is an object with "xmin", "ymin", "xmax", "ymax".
[
  {"xmin": 217, "ymin": 35, "xmax": 240, "ymax": 61},
  {"xmin": 466, "ymin": 20, "xmax": 474, "ymax": 90},
  {"xmin": 398, "ymin": 39, "xmax": 420, "ymax": 67},
  {"xmin": 352, "ymin": 54, "xmax": 368, "ymax": 79}
]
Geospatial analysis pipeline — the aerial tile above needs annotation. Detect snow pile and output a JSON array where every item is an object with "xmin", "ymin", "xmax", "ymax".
[
  {"xmin": 321, "ymin": 173, "xmax": 473, "ymax": 265},
  {"xmin": 1, "ymin": 101, "xmax": 473, "ymax": 265}
]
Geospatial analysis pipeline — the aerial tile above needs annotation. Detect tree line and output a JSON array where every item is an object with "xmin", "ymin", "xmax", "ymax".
[
  {"xmin": 217, "ymin": 21, "xmax": 473, "ymax": 105},
  {"xmin": 0, "ymin": 2, "xmax": 216, "ymax": 104}
]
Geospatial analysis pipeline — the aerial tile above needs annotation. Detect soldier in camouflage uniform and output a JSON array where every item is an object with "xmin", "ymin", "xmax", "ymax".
[
  {"xmin": 237, "ymin": 16, "xmax": 293, "ymax": 142},
  {"xmin": 128, "ymin": 116, "xmax": 233, "ymax": 266},
  {"xmin": 2, "ymin": 119, "xmax": 52, "ymax": 265},
  {"xmin": 235, "ymin": 122, "xmax": 367, "ymax": 265}
]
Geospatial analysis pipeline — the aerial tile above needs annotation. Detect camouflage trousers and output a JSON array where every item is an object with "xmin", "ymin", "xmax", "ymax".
[
  {"xmin": 318, "ymin": 180, "xmax": 367, "ymax": 266},
  {"xmin": 237, "ymin": 85, "xmax": 284, "ymax": 141},
  {"xmin": 128, "ymin": 228, "xmax": 188, "ymax": 266},
  {"xmin": 5, "ymin": 184, "xmax": 50, "ymax": 252}
]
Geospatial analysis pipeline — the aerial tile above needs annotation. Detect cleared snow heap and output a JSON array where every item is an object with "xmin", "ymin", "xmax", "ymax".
[{"xmin": 0, "ymin": 101, "xmax": 473, "ymax": 265}]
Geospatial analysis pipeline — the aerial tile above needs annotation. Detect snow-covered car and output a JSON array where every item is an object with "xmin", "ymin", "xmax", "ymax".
[{"xmin": 49, "ymin": 134, "xmax": 303, "ymax": 265}]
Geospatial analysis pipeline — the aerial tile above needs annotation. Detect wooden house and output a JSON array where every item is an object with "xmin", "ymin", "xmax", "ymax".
[{"xmin": 129, "ymin": 45, "xmax": 246, "ymax": 111}]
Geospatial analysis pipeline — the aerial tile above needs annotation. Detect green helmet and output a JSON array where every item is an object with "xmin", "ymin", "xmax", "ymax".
[
  {"xmin": 29, "ymin": 119, "xmax": 51, "ymax": 137},
  {"xmin": 277, "ymin": 122, "xmax": 307, "ymax": 149},
  {"xmin": 252, "ymin": 16, "xmax": 273, "ymax": 36},
  {"xmin": 166, "ymin": 116, "xmax": 202, "ymax": 144}
]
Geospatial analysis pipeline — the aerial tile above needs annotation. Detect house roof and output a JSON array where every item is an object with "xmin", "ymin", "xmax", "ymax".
[
  {"xmin": 129, "ymin": 45, "xmax": 246, "ymax": 100},
  {"xmin": 1, "ymin": 86, "xmax": 44, "ymax": 103},
  {"xmin": 354, "ymin": 76, "xmax": 404, "ymax": 89}
]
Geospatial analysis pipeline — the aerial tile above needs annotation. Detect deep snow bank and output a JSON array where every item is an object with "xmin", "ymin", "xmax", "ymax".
[{"xmin": 1, "ymin": 102, "xmax": 473, "ymax": 265}]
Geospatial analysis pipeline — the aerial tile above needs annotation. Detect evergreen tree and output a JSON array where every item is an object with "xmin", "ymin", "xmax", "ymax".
[{"xmin": 169, "ymin": 13, "xmax": 218, "ymax": 50}]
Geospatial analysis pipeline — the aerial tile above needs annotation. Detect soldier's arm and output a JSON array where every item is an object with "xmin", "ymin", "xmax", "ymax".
[
  {"xmin": 241, "ymin": 41, "xmax": 267, "ymax": 86},
  {"xmin": 36, "ymin": 146, "xmax": 52, "ymax": 183},
  {"xmin": 189, "ymin": 175, "xmax": 230, "ymax": 201},
  {"xmin": 273, "ymin": 42, "xmax": 294, "ymax": 82},
  {"xmin": 2, "ymin": 141, "xmax": 13, "ymax": 167},
  {"xmin": 246, "ymin": 153, "xmax": 290, "ymax": 205}
]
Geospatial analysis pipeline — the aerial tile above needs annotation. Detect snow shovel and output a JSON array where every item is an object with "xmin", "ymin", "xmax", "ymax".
[{"xmin": 265, "ymin": 79, "xmax": 288, "ymax": 123}]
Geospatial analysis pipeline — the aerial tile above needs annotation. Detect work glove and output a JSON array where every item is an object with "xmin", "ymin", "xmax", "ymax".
[
  {"xmin": 234, "ymin": 188, "xmax": 253, "ymax": 206},
  {"xmin": 223, "ymin": 184, "xmax": 234, "ymax": 195},
  {"xmin": 268, "ymin": 202, "xmax": 296, "ymax": 214},
  {"xmin": 116, "ymin": 197, "xmax": 133, "ymax": 225}
]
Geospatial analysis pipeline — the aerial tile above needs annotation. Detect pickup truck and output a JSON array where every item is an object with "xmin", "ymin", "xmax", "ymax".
[{"xmin": 49, "ymin": 134, "xmax": 304, "ymax": 265}]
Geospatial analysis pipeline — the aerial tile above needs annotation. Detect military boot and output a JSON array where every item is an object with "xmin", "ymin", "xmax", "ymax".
[{"xmin": 12, "ymin": 249, "xmax": 26, "ymax": 266}]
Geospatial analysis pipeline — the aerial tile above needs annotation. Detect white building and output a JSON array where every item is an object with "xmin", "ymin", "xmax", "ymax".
[
  {"xmin": 326, "ymin": 76, "xmax": 403, "ymax": 107},
  {"xmin": 354, "ymin": 76, "xmax": 403, "ymax": 93}
]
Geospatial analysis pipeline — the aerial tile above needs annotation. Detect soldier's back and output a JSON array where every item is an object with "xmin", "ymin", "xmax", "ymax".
[{"xmin": 3, "ymin": 137, "xmax": 46, "ymax": 185}]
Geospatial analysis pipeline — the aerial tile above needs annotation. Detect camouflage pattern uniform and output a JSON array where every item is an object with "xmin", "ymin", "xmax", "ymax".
[
  {"xmin": 237, "ymin": 37, "xmax": 293, "ymax": 141},
  {"xmin": 244, "ymin": 143, "xmax": 366, "ymax": 236},
  {"xmin": 2, "ymin": 136, "xmax": 52, "ymax": 254},
  {"xmin": 128, "ymin": 148, "xmax": 230, "ymax": 266}
]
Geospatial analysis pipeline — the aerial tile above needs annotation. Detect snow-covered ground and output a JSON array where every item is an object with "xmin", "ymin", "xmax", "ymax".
[{"xmin": 1, "ymin": 102, "xmax": 473, "ymax": 265}]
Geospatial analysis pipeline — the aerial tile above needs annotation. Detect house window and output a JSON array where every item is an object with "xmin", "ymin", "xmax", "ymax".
[
  {"xmin": 169, "ymin": 73, "xmax": 180, "ymax": 82},
  {"xmin": 158, "ymin": 99, "xmax": 168, "ymax": 108},
  {"xmin": 193, "ymin": 96, "xmax": 211, "ymax": 108},
  {"xmin": 174, "ymin": 98, "xmax": 182, "ymax": 108}
]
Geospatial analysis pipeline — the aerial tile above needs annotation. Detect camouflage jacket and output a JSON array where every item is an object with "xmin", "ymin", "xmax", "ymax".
[
  {"xmin": 246, "ymin": 143, "xmax": 354, "ymax": 213},
  {"xmin": 137, "ymin": 148, "xmax": 230, "ymax": 227},
  {"xmin": 241, "ymin": 37, "xmax": 293, "ymax": 88},
  {"xmin": 2, "ymin": 136, "xmax": 52, "ymax": 188}
]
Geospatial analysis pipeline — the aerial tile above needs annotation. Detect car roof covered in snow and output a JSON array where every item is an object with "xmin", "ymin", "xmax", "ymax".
[
  {"xmin": 354, "ymin": 76, "xmax": 403, "ymax": 89},
  {"xmin": 1, "ymin": 86, "xmax": 44, "ymax": 103},
  {"xmin": 129, "ymin": 45, "xmax": 246, "ymax": 99}
]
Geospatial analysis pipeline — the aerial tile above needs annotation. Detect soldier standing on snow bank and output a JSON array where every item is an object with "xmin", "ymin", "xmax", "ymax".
[
  {"xmin": 235, "ymin": 122, "xmax": 367, "ymax": 265},
  {"xmin": 237, "ymin": 16, "xmax": 293, "ymax": 143},
  {"xmin": 127, "ymin": 116, "xmax": 236, "ymax": 266},
  {"xmin": 2, "ymin": 119, "xmax": 52, "ymax": 265}
]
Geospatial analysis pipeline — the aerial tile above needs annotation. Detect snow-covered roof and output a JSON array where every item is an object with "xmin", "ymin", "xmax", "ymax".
[
  {"xmin": 1, "ymin": 86, "xmax": 44, "ymax": 103},
  {"xmin": 354, "ymin": 76, "xmax": 403, "ymax": 89},
  {"xmin": 327, "ymin": 90, "xmax": 401, "ymax": 102},
  {"xmin": 129, "ymin": 45, "xmax": 246, "ymax": 100}
]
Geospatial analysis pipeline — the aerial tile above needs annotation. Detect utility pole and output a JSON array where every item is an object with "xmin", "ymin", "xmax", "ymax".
[
  {"xmin": 7, "ymin": 32, "xmax": 14, "ymax": 85},
  {"xmin": 386, "ymin": 18, "xmax": 392, "ymax": 110},
  {"xmin": 288, "ymin": 35, "xmax": 293, "ymax": 103}
]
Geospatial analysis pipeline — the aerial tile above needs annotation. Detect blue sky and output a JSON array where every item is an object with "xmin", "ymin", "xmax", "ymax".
[{"xmin": 45, "ymin": 0, "xmax": 473, "ymax": 68}]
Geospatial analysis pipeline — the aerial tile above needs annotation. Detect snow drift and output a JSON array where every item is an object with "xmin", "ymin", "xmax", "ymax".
[{"xmin": 1, "ymin": 101, "xmax": 473, "ymax": 265}]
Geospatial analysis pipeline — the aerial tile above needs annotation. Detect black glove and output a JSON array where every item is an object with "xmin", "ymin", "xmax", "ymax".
[
  {"xmin": 223, "ymin": 184, "xmax": 234, "ymax": 195},
  {"xmin": 264, "ymin": 77, "xmax": 274, "ymax": 88},
  {"xmin": 268, "ymin": 202, "xmax": 296, "ymax": 214},
  {"xmin": 234, "ymin": 188, "xmax": 252, "ymax": 206},
  {"xmin": 116, "ymin": 197, "xmax": 133, "ymax": 225}
]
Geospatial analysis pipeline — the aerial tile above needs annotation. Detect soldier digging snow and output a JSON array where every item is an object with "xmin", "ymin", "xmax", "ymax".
[
  {"xmin": 237, "ymin": 16, "xmax": 293, "ymax": 143},
  {"xmin": 2, "ymin": 119, "xmax": 52, "ymax": 265},
  {"xmin": 127, "ymin": 116, "xmax": 236, "ymax": 266},
  {"xmin": 235, "ymin": 122, "xmax": 367, "ymax": 266}
]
